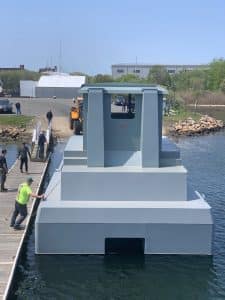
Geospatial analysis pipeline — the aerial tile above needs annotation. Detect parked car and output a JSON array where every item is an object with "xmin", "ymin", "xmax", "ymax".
[{"xmin": 0, "ymin": 99, "xmax": 13, "ymax": 113}]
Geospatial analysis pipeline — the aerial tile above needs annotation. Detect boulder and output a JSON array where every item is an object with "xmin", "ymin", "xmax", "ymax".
[{"xmin": 170, "ymin": 115, "xmax": 224, "ymax": 136}]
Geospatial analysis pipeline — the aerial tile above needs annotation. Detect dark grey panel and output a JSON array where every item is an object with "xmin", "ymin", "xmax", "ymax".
[{"xmin": 35, "ymin": 87, "xmax": 80, "ymax": 99}]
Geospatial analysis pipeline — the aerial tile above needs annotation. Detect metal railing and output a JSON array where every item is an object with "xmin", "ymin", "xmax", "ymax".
[{"xmin": 31, "ymin": 122, "xmax": 52, "ymax": 161}]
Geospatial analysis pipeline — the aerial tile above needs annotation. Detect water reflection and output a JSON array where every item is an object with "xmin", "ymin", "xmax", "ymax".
[{"xmin": 16, "ymin": 254, "xmax": 213, "ymax": 300}]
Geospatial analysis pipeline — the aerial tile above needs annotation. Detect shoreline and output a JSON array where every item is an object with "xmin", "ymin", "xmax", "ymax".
[
  {"xmin": 188, "ymin": 104, "xmax": 225, "ymax": 107},
  {"xmin": 166, "ymin": 115, "xmax": 224, "ymax": 137},
  {"xmin": 0, "ymin": 115, "xmax": 73, "ymax": 143},
  {"xmin": 0, "ymin": 111, "xmax": 224, "ymax": 143}
]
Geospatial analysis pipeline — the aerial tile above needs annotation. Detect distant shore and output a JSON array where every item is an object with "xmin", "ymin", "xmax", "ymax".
[
  {"xmin": 188, "ymin": 104, "xmax": 225, "ymax": 107},
  {"xmin": 1, "ymin": 100, "xmax": 225, "ymax": 143}
]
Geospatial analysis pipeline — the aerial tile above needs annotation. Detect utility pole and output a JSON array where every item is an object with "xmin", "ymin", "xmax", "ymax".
[{"xmin": 58, "ymin": 40, "xmax": 62, "ymax": 73}]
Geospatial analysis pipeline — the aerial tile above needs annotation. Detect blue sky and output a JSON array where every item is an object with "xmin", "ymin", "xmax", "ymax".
[{"xmin": 0, "ymin": 0, "xmax": 225, "ymax": 74}]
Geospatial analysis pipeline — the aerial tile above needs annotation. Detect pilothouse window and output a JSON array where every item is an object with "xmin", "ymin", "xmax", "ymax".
[{"xmin": 111, "ymin": 94, "xmax": 135, "ymax": 119}]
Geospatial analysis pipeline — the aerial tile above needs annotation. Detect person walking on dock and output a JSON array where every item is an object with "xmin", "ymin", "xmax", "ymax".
[
  {"xmin": 18, "ymin": 142, "xmax": 31, "ymax": 173},
  {"xmin": 46, "ymin": 109, "xmax": 53, "ymax": 126},
  {"xmin": 15, "ymin": 102, "xmax": 21, "ymax": 115},
  {"xmin": 10, "ymin": 177, "xmax": 45, "ymax": 230},
  {"xmin": 38, "ymin": 131, "xmax": 47, "ymax": 159},
  {"xmin": 0, "ymin": 149, "xmax": 8, "ymax": 192}
]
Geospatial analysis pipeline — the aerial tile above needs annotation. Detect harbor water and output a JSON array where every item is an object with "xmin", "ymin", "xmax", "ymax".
[{"xmin": 2, "ymin": 130, "xmax": 225, "ymax": 299}]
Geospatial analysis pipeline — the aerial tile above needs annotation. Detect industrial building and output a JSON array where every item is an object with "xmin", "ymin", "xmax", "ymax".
[
  {"xmin": 20, "ymin": 74, "xmax": 86, "ymax": 98},
  {"xmin": 0, "ymin": 64, "xmax": 25, "ymax": 71},
  {"xmin": 112, "ymin": 64, "xmax": 208, "ymax": 79}
]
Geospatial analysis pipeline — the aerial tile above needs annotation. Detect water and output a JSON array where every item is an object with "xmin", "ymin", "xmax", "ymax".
[
  {"xmin": 5, "ymin": 133, "xmax": 225, "ymax": 300},
  {"xmin": 0, "ymin": 143, "xmax": 19, "ymax": 169}
]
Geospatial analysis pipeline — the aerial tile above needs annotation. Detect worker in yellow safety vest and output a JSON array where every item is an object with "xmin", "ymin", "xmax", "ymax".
[{"xmin": 10, "ymin": 177, "xmax": 45, "ymax": 230}]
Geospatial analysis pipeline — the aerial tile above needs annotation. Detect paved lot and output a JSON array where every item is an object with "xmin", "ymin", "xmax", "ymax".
[
  {"xmin": 9, "ymin": 98, "xmax": 73, "ymax": 117},
  {"xmin": 2, "ymin": 98, "xmax": 137, "ymax": 137},
  {"xmin": 7, "ymin": 98, "xmax": 74, "ymax": 137}
]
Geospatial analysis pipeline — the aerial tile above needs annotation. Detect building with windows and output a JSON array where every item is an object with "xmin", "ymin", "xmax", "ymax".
[
  {"xmin": 112, "ymin": 64, "xmax": 208, "ymax": 79},
  {"xmin": 0, "ymin": 65, "xmax": 25, "ymax": 71}
]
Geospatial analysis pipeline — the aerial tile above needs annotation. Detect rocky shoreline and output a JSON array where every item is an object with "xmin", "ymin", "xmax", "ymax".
[
  {"xmin": 169, "ymin": 115, "xmax": 224, "ymax": 136},
  {"xmin": 0, "ymin": 127, "xmax": 31, "ymax": 142},
  {"xmin": 0, "ymin": 115, "xmax": 224, "ymax": 142},
  {"xmin": 0, "ymin": 126, "xmax": 64, "ymax": 143}
]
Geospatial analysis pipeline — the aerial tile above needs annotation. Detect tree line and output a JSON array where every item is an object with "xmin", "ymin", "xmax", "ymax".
[
  {"xmin": 0, "ymin": 70, "xmax": 40, "ymax": 96},
  {"xmin": 1, "ymin": 59, "xmax": 225, "ymax": 96},
  {"xmin": 87, "ymin": 59, "xmax": 225, "ymax": 94}
]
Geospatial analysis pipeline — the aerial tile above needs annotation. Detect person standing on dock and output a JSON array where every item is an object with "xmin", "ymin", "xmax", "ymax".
[
  {"xmin": 18, "ymin": 142, "xmax": 31, "ymax": 174},
  {"xmin": 15, "ymin": 102, "xmax": 21, "ymax": 115},
  {"xmin": 38, "ymin": 131, "xmax": 47, "ymax": 159},
  {"xmin": 10, "ymin": 177, "xmax": 45, "ymax": 230},
  {"xmin": 46, "ymin": 109, "xmax": 53, "ymax": 126},
  {"xmin": 0, "ymin": 149, "xmax": 8, "ymax": 192}
]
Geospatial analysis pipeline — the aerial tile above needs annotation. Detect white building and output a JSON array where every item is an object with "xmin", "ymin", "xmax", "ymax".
[
  {"xmin": 20, "ymin": 73, "xmax": 86, "ymax": 99},
  {"xmin": 36, "ymin": 74, "xmax": 85, "ymax": 99},
  {"xmin": 20, "ymin": 80, "xmax": 38, "ymax": 97}
]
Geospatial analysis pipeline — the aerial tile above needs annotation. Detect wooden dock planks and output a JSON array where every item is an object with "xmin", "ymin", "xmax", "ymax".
[{"xmin": 0, "ymin": 159, "xmax": 49, "ymax": 300}]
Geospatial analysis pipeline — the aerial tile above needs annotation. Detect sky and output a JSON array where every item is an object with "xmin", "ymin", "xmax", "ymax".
[{"xmin": 0, "ymin": 0, "xmax": 225, "ymax": 75}]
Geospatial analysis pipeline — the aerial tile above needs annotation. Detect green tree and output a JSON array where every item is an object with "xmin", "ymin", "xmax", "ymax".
[
  {"xmin": 116, "ymin": 74, "xmax": 144, "ymax": 83},
  {"xmin": 92, "ymin": 74, "xmax": 114, "ymax": 83},
  {"xmin": 207, "ymin": 59, "xmax": 225, "ymax": 90},
  {"xmin": 191, "ymin": 78, "xmax": 205, "ymax": 110},
  {"xmin": 220, "ymin": 78, "xmax": 225, "ymax": 93},
  {"xmin": 70, "ymin": 71, "xmax": 88, "ymax": 76},
  {"xmin": 147, "ymin": 65, "xmax": 171, "ymax": 86},
  {"xmin": 174, "ymin": 69, "xmax": 207, "ymax": 91},
  {"xmin": 0, "ymin": 70, "xmax": 40, "ymax": 96}
]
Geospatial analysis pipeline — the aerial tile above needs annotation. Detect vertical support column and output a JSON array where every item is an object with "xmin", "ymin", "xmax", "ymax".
[
  {"xmin": 141, "ymin": 89, "xmax": 159, "ymax": 167},
  {"xmin": 83, "ymin": 94, "xmax": 88, "ymax": 152},
  {"xmin": 87, "ymin": 89, "xmax": 104, "ymax": 167},
  {"xmin": 158, "ymin": 93, "xmax": 163, "ymax": 152}
]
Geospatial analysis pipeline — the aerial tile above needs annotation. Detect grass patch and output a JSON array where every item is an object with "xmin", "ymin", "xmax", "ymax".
[
  {"xmin": 164, "ymin": 108, "xmax": 201, "ymax": 123},
  {"xmin": 163, "ymin": 108, "xmax": 202, "ymax": 131},
  {"xmin": 0, "ymin": 115, "xmax": 33, "ymax": 127}
]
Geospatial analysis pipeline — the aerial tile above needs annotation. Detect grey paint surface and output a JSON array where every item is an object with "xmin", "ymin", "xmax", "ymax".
[
  {"xmin": 141, "ymin": 90, "xmax": 160, "ymax": 167},
  {"xmin": 36, "ymin": 222, "xmax": 212, "ymax": 255},
  {"xmin": 61, "ymin": 168, "xmax": 187, "ymax": 201},
  {"xmin": 35, "ymin": 87, "xmax": 80, "ymax": 99},
  {"xmin": 87, "ymin": 89, "xmax": 104, "ymax": 166},
  {"xmin": 35, "ymin": 83, "xmax": 213, "ymax": 255}
]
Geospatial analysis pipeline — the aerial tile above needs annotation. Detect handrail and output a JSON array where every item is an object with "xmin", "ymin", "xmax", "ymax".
[
  {"xmin": 31, "ymin": 122, "xmax": 52, "ymax": 161},
  {"xmin": 46, "ymin": 123, "xmax": 52, "ymax": 145}
]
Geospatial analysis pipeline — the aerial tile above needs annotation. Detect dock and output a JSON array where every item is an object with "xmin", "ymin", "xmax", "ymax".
[{"xmin": 0, "ymin": 158, "xmax": 49, "ymax": 300}]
